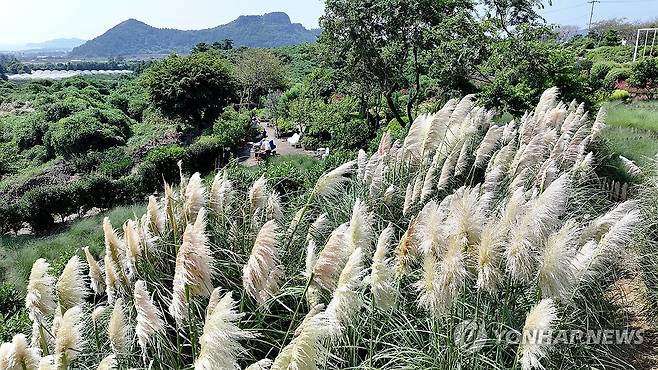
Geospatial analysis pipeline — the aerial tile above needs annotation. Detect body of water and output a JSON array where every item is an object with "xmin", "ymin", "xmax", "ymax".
[{"xmin": 7, "ymin": 69, "xmax": 133, "ymax": 80}]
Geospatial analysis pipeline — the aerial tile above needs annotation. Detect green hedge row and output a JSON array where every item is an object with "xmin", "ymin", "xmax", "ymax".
[{"xmin": 0, "ymin": 136, "xmax": 233, "ymax": 233}]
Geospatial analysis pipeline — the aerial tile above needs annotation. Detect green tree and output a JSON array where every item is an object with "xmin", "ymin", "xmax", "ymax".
[
  {"xmin": 0, "ymin": 64, "xmax": 6, "ymax": 81},
  {"xmin": 140, "ymin": 52, "xmax": 237, "ymax": 125},
  {"xmin": 320, "ymin": 0, "xmax": 476, "ymax": 126},
  {"xmin": 235, "ymin": 49, "xmax": 288, "ymax": 107},
  {"xmin": 601, "ymin": 29, "xmax": 621, "ymax": 47}
]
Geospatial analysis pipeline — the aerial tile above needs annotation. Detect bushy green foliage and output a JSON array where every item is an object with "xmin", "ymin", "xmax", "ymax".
[
  {"xmin": 586, "ymin": 46, "xmax": 634, "ymax": 63},
  {"xmin": 140, "ymin": 52, "xmax": 237, "ymax": 124},
  {"xmin": 604, "ymin": 67, "xmax": 632, "ymax": 89},
  {"xmin": 213, "ymin": 107, "xmax": 259, "ymax": 147},
  {"xmin": 609, "ymin": 89, "xmax": 630, "ymax": 102},
  {"xmin": 45, "ymin": 108, "xmax": 131, "ymax": 156},
  {"xmin": 630, "ymin": 58, "xmax": 658, "ymax": 98},
  {"xmin": 590, "ymin": 61, "xmax": 620, "ymax": 89}
]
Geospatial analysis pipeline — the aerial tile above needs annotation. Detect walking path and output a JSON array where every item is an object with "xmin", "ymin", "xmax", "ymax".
[{"xmin": 238, "ymin": 121, "xmax": 316, "ymax": 166}]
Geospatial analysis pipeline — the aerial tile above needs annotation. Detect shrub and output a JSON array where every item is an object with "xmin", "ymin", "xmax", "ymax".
[
  {"xmin": 603, "ymin": 67, "xmax": 632, "ymax": 89},
  {"xmin": 10, "ymin": 112, "xmax": 48, "ymax": 150},
  {"xmin": 213, "ymin": 107, "xmax": 260, "ymax": 148},
  {"xmin": 590, "ymin": 61, "xmax": 620, "ymax": 89},
  {"xmin": 586, "ymin": 46, "xmax": 634, "ymax": 63},
  {"xmin": 144, "ymin": 145, "xmax": 187, "ymax": 184},
  {"xmin": 45, "ymin": 108, "xmax": 131, "ymax": 156},
  {"xmin": 629, "ymin": 58, "xmax": 658, "ymax": 99},
  {"xmin": 609, "ymin": 89, "xmax": 631, "ymax": 102}
]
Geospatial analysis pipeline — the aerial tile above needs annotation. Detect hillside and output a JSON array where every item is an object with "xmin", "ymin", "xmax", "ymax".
[{"xmin": 70, "ymin": 12, "xmax": 320, "ymax": 57}]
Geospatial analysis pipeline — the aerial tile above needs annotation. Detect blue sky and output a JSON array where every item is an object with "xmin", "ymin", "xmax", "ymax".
[{"xmin": 0, "ymin": 0, "xmax": 656, "ymax": 45}]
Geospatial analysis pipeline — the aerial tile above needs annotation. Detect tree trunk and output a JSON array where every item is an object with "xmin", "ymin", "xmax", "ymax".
[
  {"xmin": 406, "ymin": 47, "xmax": 421, "ymax": 124},
  {"xmin": 386, "ymin": 92, "xmax": 405, "ymax": 127}
]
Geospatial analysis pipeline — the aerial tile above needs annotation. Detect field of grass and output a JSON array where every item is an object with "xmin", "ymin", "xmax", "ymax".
[
  {"xmin": 0, "ymin": 205, "xmax": 145, "ymax": 291},
  {"xmin": 602, "ymin": 101, "xmax": 658, "ymax": 171}
]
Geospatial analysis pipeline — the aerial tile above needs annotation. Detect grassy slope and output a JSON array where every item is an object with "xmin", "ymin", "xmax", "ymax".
[
  {"xmin": 0, "ymin": 205, "xmax": 145, "ymax": 290},
  {"xmin": 603, "ymin": 101, "xmax": 658, "ymax": 169}
]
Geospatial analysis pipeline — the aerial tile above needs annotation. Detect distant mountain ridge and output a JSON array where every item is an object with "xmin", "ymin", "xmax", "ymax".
[{"xmin": 70, "ymin": 12, "xmax": 320, "ymax": 58}]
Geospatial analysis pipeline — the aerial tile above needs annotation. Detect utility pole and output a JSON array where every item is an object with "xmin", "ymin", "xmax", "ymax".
[{"xmin": 588, "ymin": 0, "xmax": 600, "ymax": 32}]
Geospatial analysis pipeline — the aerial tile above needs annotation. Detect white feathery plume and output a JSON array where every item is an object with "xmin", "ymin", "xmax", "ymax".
[
  {"xmin": 209, "ymin": 170, "xmax": 234, "ymax": 215},
  {"xmin": 538, "ymin": 221, "xmax": 578, "ymax": 299},
  {"xmin": 518, "ymin": 299, "xmax": 558, "ymax": 370},
  {"xmin": 421, "ymin": 161, "xmax": 438, "ymax": 203},
  {"xmin": 249, "ymin": 175, "xmax": 269, "ymax": 212},
  {"xmin": 54, "ymin": 306, "xmax": 85, "ymax": 369},
  {"xmin": 445, "ymin": 186, "xmax": 485, "ymax": 248},
  {"xmin": 435, "ymin": 237, "xmax": 469, "ymax": 316},
  {"xmin": 134, "ymin": 280, "xmax": 165, "ymax": 353},
  {"xmin": 383, "ymin": 185, "xmax": 396, "ymax": 204},
  {"xmin": 403, "ymin": 181, "xmax": 414, "ymax": 216},
  {"xmin": 194, "ymin": 291, "xmax": 254, "ymax": 370},
  {"xmin": 581, "ymin": 200, "xmax": 638, "ymax": 241},
  {"xmin": 146, "ymin": 195, "xmax": 165, "ymax": 234},
  {"xmin": 265, "ymin": 191, "xmax": 284, "ymax": 221},
  {"xmin": 502, "ymin": 119, "xmax": 517, "ymax": 144},
  {"xmin": 346, "ymin": 199, "xmax": 374, "ymax": 253},
  {"xmin": 619, "ymin": 155, "xmax": 642, "ymax": 177},
  {"xmin": 312, "ymin": 223, "xmax": 349, "ymax": 291},
  {"xmin": 454, "ymin": 139, "xmax": 471, "ymax": 177},
  {"xmin": 0, "ymin": 342, "xmax": 14, "ymax": 370},
  {"xmin": 591, "ymin": 108, "xmax": 606, "ymax": 139},
  {"xmin": 97, "ymin": 355, "xmax": 117, "ymax": 370},
  {"xmin": 25, "ymin": 258, "xmax": 56, "ymax": 322},
  {"xmin": 206, "ymin": 287, "xmax": 223, "ymax": 320},
  {"xmin": 306, "ymin": 213, "xmax": 330, "ymax": 242},
  {"xmin": 369, "ymin": 224, "xmax": 396, "ymax": 310},
  {"xmin": 363, "ymin": 153, "xmax": 381, "ymax": 185},
  {"xmin": 170, "ymin": 209, "xmax": 215, "ymax": 327},
  {"xmin": 56, "ymin": 255, "xmax": 89, "ymax": 311},
  {"xmin": 91, "ymin": 306, "xmax": 107, "ymax": 325},
  {"xmin": 368, "ymin": 159, "xmax": 387, "ymax": 199},
  {"xmin": 312, "ymin": 160, "xmax": 356, "ymax": 199},
  {"xmin": 575, "ymin": 209, "xmax": 641, "ymax": 281},
  {"xmin": 474, "ymin": 125, "xmax": 504, "ymax": 167},
  {"xmin": 411, "ymin": 172, "xmax": 424, "ymax": 204},
  {"xmin": 294, "ymin": 303, "xmax": 326, "ymax": 338},
  {"xmin": 476, "ymin": 222, "xmax": 504, "ymax": 293},
  {"xmin": 123, "ymin": 219, "xmax": 141, "ymax": 278},
  {"xmin": 416, "ymin": 200, "xmax": 445, "ymax": 256},
  {"xmin": 271, "ymin": 310, "xmax": 338, "ymax": 370},
  {"xmin": 243, "ymin": 220, "xmax": 283, "ymax": 305},
  {"xmin": 138, "ymin": 214, "xmax": 158, "ymax": 255},
  {"xmin": 108, "ymin": 298, "xmax": 130, "ymax": 354},
  {"xmin": 538, "ymin": 159, "xmax": 558, "ymax": 190},
  {"xmin": 83, "ymin": 247, "xmax": 105, "ymax": 295},
  {"xmin": 357, "ymin": 149, "xmax": 367, "ymax": 182},
  {"xmin": 378, "ymin": 131, "xmax": 393, "ymax": 155},
  {"xmin": 395, "ymin": 217, "xmax": 420, "ymax": 276},
  {"xmin": 38, "ymin": 355, "xmax": 54, "ymax": 370},
  {"xmin": 104, "ymin": 255, "xmax": 118, "ymax": 305},
  {"xmin": 11, "ymin": 334, "xmax": 41, "ymax": 370},
  {"xmin": 184, "ymin": 172, "xmax": 206, "ymax": 220},
  {"xmin": 304, "ymin": 238, "xmax": 318, "ymax": 280},
  {"xmin": 437, "ymin": 142, "xmax": 461, "ymax": 191},
  {"xmin": 402, "ymin": 99, "xmax": 458, "ymax": 162},
  {"xmin": 325, "ymin": 247, "xmax": 365, "ymax": 324},
  {"xmin": 506, "ymin": 175, "xmax": 569, "ymax": 282},
  {"xmin": 103, "ymin": 217, "xmax": 126, "ymax": 283},
  {"xmin": 245, "ymin": 359, "xmax": 273, "ymax": 370},
  {"xmin": 416, "ymin": 251, "xmax": 441, "ymax": 316}
]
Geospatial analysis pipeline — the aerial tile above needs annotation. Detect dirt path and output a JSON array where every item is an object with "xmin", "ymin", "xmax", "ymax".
[{"xmin": 239, "ymin": 121, "xmax": 316, "ymax": 166}]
